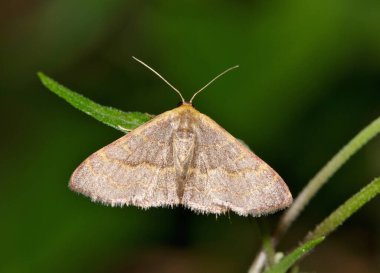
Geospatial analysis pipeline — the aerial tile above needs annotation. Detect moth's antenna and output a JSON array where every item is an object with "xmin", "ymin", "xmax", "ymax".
[
  {"xmin": 132, "ymin": 56, "xmax": 185, "ymax": 103},
  {"xmin": 190, "ymin": 65, "xmax": 239, "ymax": 103}
]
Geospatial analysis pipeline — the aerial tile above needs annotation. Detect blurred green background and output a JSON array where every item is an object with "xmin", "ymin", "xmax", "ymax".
[{"xmin": 1, "ymin": 1, "xmax": 380, "ymax": 272}]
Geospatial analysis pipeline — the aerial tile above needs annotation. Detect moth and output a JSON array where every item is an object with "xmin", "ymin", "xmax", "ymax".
[{"xmin": 70, "ymin": 57, "xmax": 292, "ymax": 216}]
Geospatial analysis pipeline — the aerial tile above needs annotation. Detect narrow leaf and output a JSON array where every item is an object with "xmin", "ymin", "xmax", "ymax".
[
  {"xmin": 306, "ymin": 177, "xmax": 380, "ymax": 241},
  {"xmin": 264, "ymin": 237, "xmax": 324, "ymax": 273},
  {"xmin": 38, "ymin": 72, "xmax": 152, "ymax": 132}
]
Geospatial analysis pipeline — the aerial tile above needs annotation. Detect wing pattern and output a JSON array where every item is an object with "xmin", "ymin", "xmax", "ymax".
[
  {"xmin": 70, "ymin": 110, "xmax": 180, "ymax": 208},
  {"xmin": 182, "ymin": 112, "xmax": 292, "ymax": 216}
]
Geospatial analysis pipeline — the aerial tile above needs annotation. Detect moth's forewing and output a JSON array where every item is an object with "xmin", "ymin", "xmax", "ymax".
[
  {"xmin": 70, "ymin": 109, "xmax": 179, "ymax": 207},
  {"xmin": 181, "ymin": 107, "xmax": 292, "ymax": 216}
]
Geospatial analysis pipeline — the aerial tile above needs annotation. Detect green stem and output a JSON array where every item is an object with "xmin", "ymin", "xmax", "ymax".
[
  {"xmin": 261, "ymin": 221, "xmax": 275, "ymax": 268},
  {"xmin": 275, "ymin": 115, "xmax": 380, "ymax": 240},
  {"xmin": 263, "ymin": 237, "xmax": 325, "ymax": 273},
  {"xmin": 249, "ymin": 115, "xmax": 380, "ymax": 273},
  {"xmin": 306, "ymin": 177, "xmax": 380, "ymax": 241},
  {"xmin": 288, "ymin": 177, "xmax": 380, "ymax": 272}
]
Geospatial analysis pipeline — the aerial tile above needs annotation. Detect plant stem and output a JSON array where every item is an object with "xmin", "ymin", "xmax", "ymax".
[
  {"xmin": 275, "ymin": 116, "xmax": 380, "ymax": 240},
  {"xmin": 263, "ymin": 237, "xmax": 324, "ymax": 273},
  {"xmin": 261, "ymin": 221, "xmax": 275, "ymax": 268},
  {"xmin": 305, "ymin": 177, "xmax": 380, "ymax": 241},
  {"xmin": 248, "ymin": 251, "xmax": 267, "ymax": 273},
  {"xmin": 288, "ymin": 177, "xmax": 380, "ymax": 272},
  {"xmin": 249, "ymin": 115, "xmax": 380, "ymax": 273},
  {"xmin": 248, "ymin": 221, "xmax": 275, "ymax": 273}
]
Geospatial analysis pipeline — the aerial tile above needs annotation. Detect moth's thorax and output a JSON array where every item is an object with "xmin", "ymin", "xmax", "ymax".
[{"xmin": 172, "ymin": 106, "xmax": 197, "ymax": 190}]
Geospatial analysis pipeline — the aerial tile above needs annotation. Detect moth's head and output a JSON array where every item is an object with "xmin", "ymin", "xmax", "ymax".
[{"xmin": 177, "ymin": 101, "xmax": 193, "ymax": 107}]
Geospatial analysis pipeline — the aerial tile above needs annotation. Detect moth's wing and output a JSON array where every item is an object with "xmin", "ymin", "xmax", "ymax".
[
  {"xmin": 69, "ymin": 110, "xmax": 180, "ymax": 208},
  {"xmin": 183, "ymin": 113, "xmax": 293, "ymax": 216}
]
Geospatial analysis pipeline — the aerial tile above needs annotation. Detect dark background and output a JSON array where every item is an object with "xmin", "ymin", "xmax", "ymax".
[{"xmin": 1, "ymin": 1, "xmax": 379, "ymax": 272}]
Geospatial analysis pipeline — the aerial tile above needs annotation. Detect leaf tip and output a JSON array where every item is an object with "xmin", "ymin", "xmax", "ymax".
[{"xmin": 37, "ymin": 72, "xmax": 48, "ymax": 83}]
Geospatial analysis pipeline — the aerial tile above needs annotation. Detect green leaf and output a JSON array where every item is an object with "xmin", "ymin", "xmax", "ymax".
[
  {"xmin": 38, "ymin": 72, "xmax": 152, "ymax": 133},
  {"xmin": 306, "ymin": 176, "xmax": 380, "ymax": 241},
  {"xmin": 264, "ymin": 237, "xmax": 324, "ymax": 273}
]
